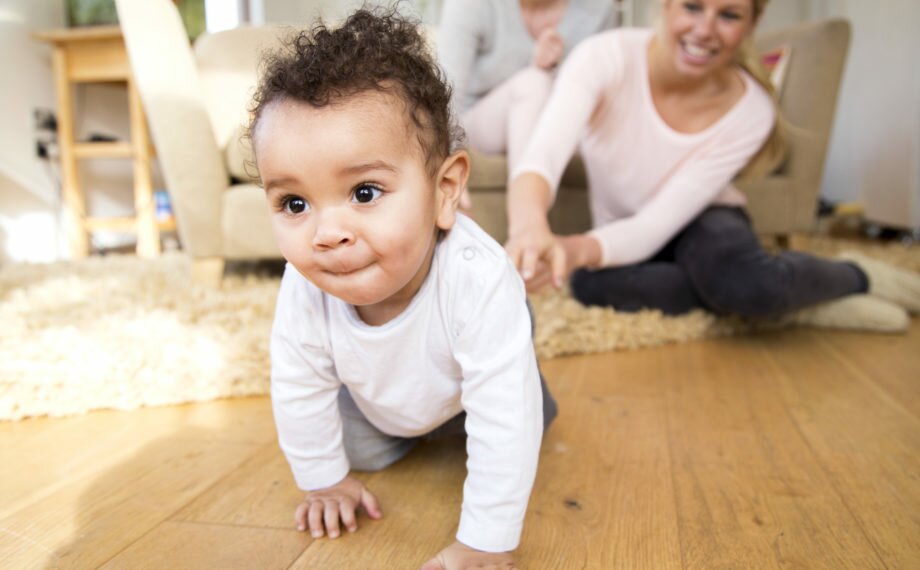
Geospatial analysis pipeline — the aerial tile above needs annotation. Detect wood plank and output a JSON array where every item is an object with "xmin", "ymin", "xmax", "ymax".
[
  {"xmin": 662, "ymin": 335, "xmax": 886, "ymax": 569},
  {"xmin": 0, "ymin": 398, "xmax": 273, "ymax": 518},
  {"xmin": 755, "ymin": 328, "xmax": 920, "ymax": 568},
  {"xmin": 291, "ymin": 351, "xmax": 682, "ymax": 569},
  {"xmin": 172, "ymin": 442, "xmax": 302, "ymax": 529},
  {"xmin": 128, "ymin": 77, "xmax": 160, "ymax": 258},
  {"xmin": 66, "ymin": 39, "xmax": 130, "ymax": 82},
  {"xmin": 100, "ymin": 521, "xmax": 310, "ymax": 570},
  {"xmin": 33, "ymin": 26, "xmax": 122, "ymax": 44},
  {"xmin": 288, "ymin": 441, "xmax": 466, "ymax": 569},
  {"xmin": 51, "ymin": 46, "xmax": 89, "ymax": 258},
  {"xmin": 74, "ymin": 141, "xmax": 134, "ymax": 159},
  {"xmin": 176, "ymin": 429, "xmax": 465, "ymax": 566},
  {"xmin": 813, "ymin": 323, "xmax": 920, "ymax": 419},
  {"xmin": 522, "ymin": 354, "xmax": 682, "ymax": 569},
  {"xmin": 0, "ymin": 399, "xmax": 277, "ymax": 568},
  {"xmin": 83, "ymin": 216, "xmax": 137, "ymax": 232},
  {"xmin": 0, "ymin": 434, "xmax": 261, "ymax": 568},
  {"xmin": 2, "ymin": 323, "xmax": 918, "ymax": 568}
]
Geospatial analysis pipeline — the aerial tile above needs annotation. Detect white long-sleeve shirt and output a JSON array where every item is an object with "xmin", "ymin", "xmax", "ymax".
[
  {"xmin": 512, "ymin": 29, "xmax": 776, "ymax": 267},
  {"xmin": 270, "ymin": 214, "xmax": 543, "ymax": 553}
]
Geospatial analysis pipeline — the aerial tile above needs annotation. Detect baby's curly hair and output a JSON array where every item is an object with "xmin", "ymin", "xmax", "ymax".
[{"xmin": 249, "ymin": 7, "xmax": 463, "ymax": 175}]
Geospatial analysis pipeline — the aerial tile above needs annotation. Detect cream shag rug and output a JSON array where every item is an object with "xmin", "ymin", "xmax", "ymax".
[{"xmin": 2, "ymin": 236, "xmax": 917, "ymax": 421}]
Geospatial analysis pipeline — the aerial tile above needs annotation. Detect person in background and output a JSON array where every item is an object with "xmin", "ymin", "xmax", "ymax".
[
  {"xmin": 504, "ymin": 0, "xmax": 920, "ymax": 330},
  {"xmin": 437, "ymin": 0, "xmax": 617, "ymax": 208}
]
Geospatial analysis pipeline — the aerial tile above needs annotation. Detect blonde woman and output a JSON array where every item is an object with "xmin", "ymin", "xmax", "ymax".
[
  {"xmin": 505, "ymin": 0, "xmax": 920, "ymax": 327},
  {"xmin": 437, "ymin": 0, "xmax": 616, "ymax": 185}
]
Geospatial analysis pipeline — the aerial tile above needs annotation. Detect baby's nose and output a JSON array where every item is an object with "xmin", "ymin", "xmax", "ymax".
[{"xmin": 312, "ymin": 211, "xmax": 355, "ymax": 249}]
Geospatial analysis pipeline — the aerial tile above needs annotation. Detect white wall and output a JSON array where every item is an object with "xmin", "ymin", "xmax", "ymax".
[
  {"xmin": 814, "ymin": 0, "xmax": 920, "ymax": 230},
  {"xmin": 0, "ymin": 0, "xmax": 66, "ymax": 263},
  {"xmin": 256, "ymin": 0, "xmax": 433, "ymax": 25},
  {"xmin": 0, "ymin": 0, "xmax": 146, "ymax": 264}
]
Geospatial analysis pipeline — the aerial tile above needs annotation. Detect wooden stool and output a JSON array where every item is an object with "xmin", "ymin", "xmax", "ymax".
[{"xmin": 34, "ymin": 25, "xmax": 170, "ymax": 258}]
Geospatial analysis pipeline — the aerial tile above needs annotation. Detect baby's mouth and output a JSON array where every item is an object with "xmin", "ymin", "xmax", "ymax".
[
  {"xmin": 324, "ymin": 264, "xmax": 365, "ymax": 276},
  {"xmin": 318, "ymin": 258, "xmax": 372, "ymax": 276}
]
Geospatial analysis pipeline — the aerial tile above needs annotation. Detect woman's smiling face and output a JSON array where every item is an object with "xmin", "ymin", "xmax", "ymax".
[{"xmin": 660, "ymin": 0, "xmax": 757, "ymax": 79}]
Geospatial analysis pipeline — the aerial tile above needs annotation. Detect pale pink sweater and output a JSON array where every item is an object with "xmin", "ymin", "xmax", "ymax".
[{"xmin": 511, "ymin": 29, "xmax": 776, "ymax": 268}]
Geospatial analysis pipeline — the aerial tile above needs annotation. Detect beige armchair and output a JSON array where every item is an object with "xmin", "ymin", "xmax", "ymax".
[
  {"xmin": 117, "ymin": 2, "xmax": 850, "ymax": 281},
  {"xmin": 115, "ymin": 0, "xmax": 286, "ymax": 283},
  {"xmin": 739, "ymin": 18, "xmax": 851, "ymax": 239},
  {"xmin": 466, "ymin": 19, "xmax": 853, "ymax": 245}
]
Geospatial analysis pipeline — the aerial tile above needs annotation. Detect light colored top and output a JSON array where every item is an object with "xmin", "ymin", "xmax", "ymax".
[
  {"xmin": 512, "ymin": 29, "xmax": 776, "ymax": 268},
  {"xmin": 437, "ymin": 0, "xmax": 617, "ymax": 112},
  {"xmin": 270, "ymin": 214, "xmax": 543, "ymax": 553}
]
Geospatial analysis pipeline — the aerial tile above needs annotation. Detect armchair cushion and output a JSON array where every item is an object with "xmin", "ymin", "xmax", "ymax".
[{"xmin": 222, "ymin": 183, "xmax": 280, "ymax": 259}]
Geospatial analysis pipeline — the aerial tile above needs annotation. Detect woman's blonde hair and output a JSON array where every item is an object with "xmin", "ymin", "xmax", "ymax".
[{"xmin": 735, "ymin": 0, "xmax": 788, "ymax": 180}]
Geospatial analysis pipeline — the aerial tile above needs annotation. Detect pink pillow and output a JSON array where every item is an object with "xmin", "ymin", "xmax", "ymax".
[{"xmin": 761, "ymin": 45, "xmax": 792, "ymax": 97}]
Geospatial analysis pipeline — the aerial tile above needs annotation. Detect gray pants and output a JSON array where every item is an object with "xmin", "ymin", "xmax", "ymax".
[{"xmin": 338, "ymin": 371, "xmax": 558, "ymax": 472}]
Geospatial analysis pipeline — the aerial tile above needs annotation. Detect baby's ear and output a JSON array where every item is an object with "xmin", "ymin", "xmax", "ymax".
[{"xmin": 434, "ymin": 150, "xmax": 470, "ymax": 231}]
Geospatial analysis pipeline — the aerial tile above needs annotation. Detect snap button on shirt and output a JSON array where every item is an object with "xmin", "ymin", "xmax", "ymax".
[{"xmin": 462, "ymin": 247, "xmax": 475, "ymax": 260}]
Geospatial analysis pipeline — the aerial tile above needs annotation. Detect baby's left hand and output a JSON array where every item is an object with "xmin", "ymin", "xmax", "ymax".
[{"xmin": 420, "ymin": 540, "xmax": 516, "ymax": 570}]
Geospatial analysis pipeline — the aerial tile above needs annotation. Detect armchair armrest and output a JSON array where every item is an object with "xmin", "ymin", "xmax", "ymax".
[
  {"xmin": 738, "ymin": 18, "xmax": 851, "ymax": 236},
  {"xmin": 117, "ymin": 0, "xmax": 226, "ymax": 258}
]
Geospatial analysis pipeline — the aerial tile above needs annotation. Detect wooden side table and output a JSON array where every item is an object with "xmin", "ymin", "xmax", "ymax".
[{"xmin": 34, "ymin": 25, "xmax": 169, "ymax": 259}]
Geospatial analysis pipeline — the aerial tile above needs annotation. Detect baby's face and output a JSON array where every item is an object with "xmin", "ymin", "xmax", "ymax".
[{"xmin": 255, "ymin": 93, "xmax": 451, "ymax": 321}]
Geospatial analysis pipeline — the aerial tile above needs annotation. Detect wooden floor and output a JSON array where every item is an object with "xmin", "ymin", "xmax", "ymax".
[{"xmin": 2, "ymin": 322, "xmax": 919, "ymax": 569}]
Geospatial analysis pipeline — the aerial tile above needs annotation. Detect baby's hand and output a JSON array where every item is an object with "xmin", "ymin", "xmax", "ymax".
[
  {"xmin": 294, "ymin": 475, "xmax": 381, "ymax": 539},
  {"xmin": 420, "ymin": 540, "xmax": 516, "ymax": 570},
  {"xmin": 532, "ymin": 28, "xmax": 564, "ymax": 70}
]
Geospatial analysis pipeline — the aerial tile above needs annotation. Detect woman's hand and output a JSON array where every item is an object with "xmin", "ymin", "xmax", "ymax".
[
  {"xmin": 512, "ymin": 232, "xmax": 602, "ymax": 293},
  {"xmin": 532, "ymin": 28, "xmax": 564, "ymax": 70},
  {"xmin": 505, "ymin": 172, "xmax": 560, "ymax": 291},
  {"xmin": 294, "ymin": 475, "xmax": 381, "ymax": 538},
  {"xmin": 506, "ymin": 221, "xmax": 567, "ymax": 292},
  {"xmin": 421, "ymin": 540, "xmax": 516, "ymax": 570},
  {"xmin": 557, "ymin": 233, "xmax": 602, "ymax": 276}
]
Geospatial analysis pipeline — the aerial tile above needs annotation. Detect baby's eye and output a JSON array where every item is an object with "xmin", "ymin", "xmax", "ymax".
[
  {"xmin": 682, "ymin": 1, "xmax": 702, "ymax": 12},
  {"xmin": 352, "ymin": 184, "xmax": 383, "ymax": 204},
  {"xmin": 281, "ymin": 196, "xmax": 309, "ymax": 215}
]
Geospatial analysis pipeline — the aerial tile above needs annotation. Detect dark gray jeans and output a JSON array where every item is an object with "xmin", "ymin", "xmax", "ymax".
[{"xmin": 571, "ymin": 206, "xmax": 869, "ymax": 317}]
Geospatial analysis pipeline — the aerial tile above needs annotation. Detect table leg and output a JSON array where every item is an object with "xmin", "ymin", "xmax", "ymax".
[
  {"xmin": 128, "ymin": 78, "xmax": 159, "ymax": 258},
  {"xmin": 52, "ymin": 47, "xmax": 89, "ymax": 258}
]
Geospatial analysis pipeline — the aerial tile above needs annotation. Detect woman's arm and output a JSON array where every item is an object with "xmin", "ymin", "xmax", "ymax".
[
  {"xmin": 506, "ymin": 34, "xmax": 615, "ymax": 288},
  {"xmin": 505, "ymin": 172, "xmax": 560, "ymax": 284}
]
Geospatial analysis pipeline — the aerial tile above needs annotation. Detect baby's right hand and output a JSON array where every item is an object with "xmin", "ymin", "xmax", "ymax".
[{"xmin": 294, "ymin": 475, "xmax": 381, "ymax": 539}]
